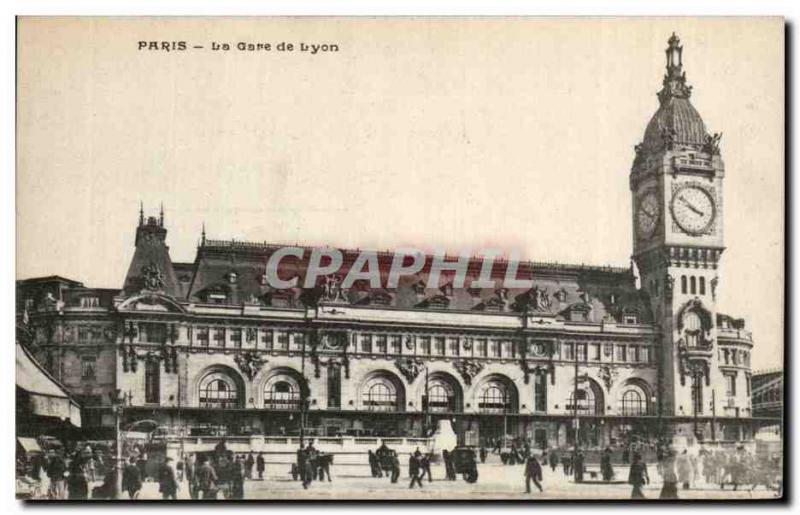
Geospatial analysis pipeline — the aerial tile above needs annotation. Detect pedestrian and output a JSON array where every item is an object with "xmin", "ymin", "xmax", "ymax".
[
  {"xmin": 628, "ymin": 452, "xmax": 649, "ymax": 499},
  {"xmin": 122, "ymin": 456, "xmax": 143, "ymax": 500},
  {"xmin": 421, "ymin": 452, "xmax": 433, "ymax": 482},
  {"xmin": 196, "ymin": 455, "xmax": 218, "ymax": 500},
  {"xmin": 302, "ymin": 444, "xmax": 316, "ymax": 489},
  {"xmin": 561, "ymin": 453, "xmax": 572, "ymax": 476},
  {"xmin": 676, "ymin": 449, "xmax": 692, "ymax": 490},
  {"xmin": 256, "ymin": 452, "xmax": 266, "ymax": 480},
  {"xmin": 185, "ymin": 454, "xmax": 197, "ymax": 498},
  {"xmin": 230, "ymin": 455, "xmax": 245, "ymax": 499},
  {"xmin": 601, "ymin": 447, "xmax": 615, "ymax": 481},
  {"xmin": 573, "ymin": 450, "xmax": 585, "ymax": 483},
  {"xmin": 158, "ymin": 457, "xmax": 179, "ymax": 500},
  {"xmin": 245, "ymin": 453, "xmax": 254, "ymax": 480},
  {"xmin": 479, "ymin": 445, "xmax": 487, "ymax": 464},
  {"xmin": 67, "ymin": 454, "xmax": 89, "ymax": 499},
  {"xmin": 659, "ymin": 449, "xmax": 679, "ymax": 499},
  {"xmin": 368, "ymin": 450, "xmax": 381, "ymax": 477},
  {"xmin": 442, "ymin": 449, "xmax": 455, "ymax": 480},
  {"xmin": 46, "ymin": 452, "xmax": 67, "ymax": 500},
  {"xmin": 408, "ymin": 450, "xmax": 424, "ymax": 489},
  {"xmin": 524, "ymin": 454, "xmax": 543, "ymax": 493},
  {"xmin": 549, "ymin": 448, "xmax": 559, "ymax": 473},
  {"xmin": 137, "ymin": 451, "xmax": 148, "ymax": 482}
]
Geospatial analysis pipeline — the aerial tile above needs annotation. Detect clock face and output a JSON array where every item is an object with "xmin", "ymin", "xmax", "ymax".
[
  {"xmin": 636, "ymin": 191, "xmax": 660, "ymax": 238},
  {"xmin": 671, "ymin": 185, "xmax": 716, "ymax": 235}
]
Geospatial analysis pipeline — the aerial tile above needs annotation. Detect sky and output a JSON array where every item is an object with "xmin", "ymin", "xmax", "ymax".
[{"xmin": 16, "ymin": 17, "xmax": 784, "ymax": 370}]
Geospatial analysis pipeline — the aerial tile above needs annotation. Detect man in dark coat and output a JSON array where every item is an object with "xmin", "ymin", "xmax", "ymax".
[
  {"xmin": 368, "ymin": 450, "xmax": 381, "ymax": 477},
  {"xmin": 245, "ymin": 453, "xmax": 255, "ymax": 480},
  {"xmin": 561, "ymin": 453, "xmax": 572, "ymax": 476},
  {"xmin": 442, "ymin": 449, "xmax": 456, "ymax": 480},
  {"xmin": 67, "ymin": 454, "xmax": 89, "ymax": 499},
  {"xmin": 601, "ymin": 447, "xmax": 615, "ymax": 481},
  {"xmin": 549, "ymin": 448, "xmax": 559, "ymax": 473},
  {"xmin": 122, "ymin": 456, "xmax": 143, "ymax": 500},
  {"xmin": 230, "ymin": 455, "xmax": 245, "ymax": 499},
  {"xmin": 256, "ymin": 452, "xmax": 266, "ymax": 480},
  {"xmin": 46, "ymin": 452, "xmax": 67, "ymax": 500},
  {"xmin": 573, "ymin": 451, "xmax": 585, "ymax": 483},
  {"xmin": 479, "ymin": 446, "xmax": 487, "ymax": 464},
  {"xmin": 628, "ymin": 452, "xmax": 649, "ymax": 499},
  {"xmin": 158, "ymin": 457, "xmax": 178, "ymax": 500},
  {"xmin": 524, "ymin": 455, "xmax": 544, "ymax": 493},
  {"xmin": 196, "ymin": 455, "xmax": 218, "ymax": 500},
  {"xmin": 421, "ymin": 452, "xmax": 433, "ymax": 482},
  {"xmin": 408, "ymin": 450, "xmax": 424, "ymax": 489}
]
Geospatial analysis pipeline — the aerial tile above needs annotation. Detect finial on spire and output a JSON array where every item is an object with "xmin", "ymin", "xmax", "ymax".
[
  {"xmin": 201, "ymin": 222, "xmax": 206, "ymax": 246},
  {"xmin": 159, "ymin": 203, "xmax": 164, "ymax": 227},
  {"xmin": 139, "ymin": 201, "xmax": 144, "ymax": 226},
  {"xmin": 657, "ymin": 32, "xmax": 692, "ymax": 104}
]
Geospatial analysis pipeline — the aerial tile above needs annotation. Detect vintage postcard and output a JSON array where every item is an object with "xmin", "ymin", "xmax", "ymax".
[{"xmin": 15, "ymin": 17, "xmax": 784, "ymax": 501}]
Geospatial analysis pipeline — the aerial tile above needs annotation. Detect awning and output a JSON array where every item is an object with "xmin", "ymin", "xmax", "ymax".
[
  {"xmin": 16, "ymin": 343, "xmax": 81, "ymax": 427},
  {"xmin": 17, "ymin": 437, "xmax": 42, "ymax": 453}
]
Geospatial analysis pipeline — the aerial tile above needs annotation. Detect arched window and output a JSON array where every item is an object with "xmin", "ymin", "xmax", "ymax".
[
  {"xmin": 690, "ymin": 276, "xmax": 697, "ymax": 294},
  {"xmin": 480, "ymin": 383, "xmax": 508, "ymax": 413},
  {"xmin": 568, "ymin": 388, "xmax": 596, "ymax": 415},
  {"xmin": 619, "ymin": 387, "xmax": 648, "ymax": 415},
  {"xmin": 699, "ymin": 277, "xmax": 706, "ymax": 295},
  {"xmin": 265, "ymin": 380, "xmax": 300, "ymax": 410},
  {"xmin": 428, "ymin": 382, "xmax": 454, "ymax": 413},
  {"xmin": 362, "ymin": 374, "xmax": 402, "ymax": 412},
  {"xmin": 684, "ymin": 311, "xmax": 702, "ymax": 347},
  {"xmin": 199, "ymin": 372, "xmax": 239, "ymax": 409},
  {"xmin": 681, "ymin": 276, "xmax": 687, "ymax": 294},
  {"xmin": 567, "ymin": 379, "xmax": 604, "ymax": 415}
]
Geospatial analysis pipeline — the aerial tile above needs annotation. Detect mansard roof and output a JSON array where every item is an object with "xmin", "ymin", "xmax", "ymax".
[{"xmin": 178, "ymin": 238, "xmax": 651, "ymax": 324}]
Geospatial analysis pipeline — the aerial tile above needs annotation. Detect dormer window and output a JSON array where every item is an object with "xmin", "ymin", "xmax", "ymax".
[{"xmin": 623, "ymin": 314, "xmax": 639, "ymax": 325}]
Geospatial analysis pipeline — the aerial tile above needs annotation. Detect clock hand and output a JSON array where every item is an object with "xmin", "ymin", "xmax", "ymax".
[{"xmin": 678, "ymin": 196, "xmax": 704, "ymax": 217}]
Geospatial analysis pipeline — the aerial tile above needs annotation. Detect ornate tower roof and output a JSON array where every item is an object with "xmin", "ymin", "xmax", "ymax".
[{"xmin": 634, "ymin": 34, "xmax": 721, "ymax": 169}]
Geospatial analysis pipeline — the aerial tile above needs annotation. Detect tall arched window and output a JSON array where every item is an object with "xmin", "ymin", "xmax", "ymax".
[
  {"xmin": 480, "ymin": 384, "xmax": 508, "ymax": 413},
  {"xmin": 619, "ymin": 387, "xmax": 648, "ymax": 415},
  {"xmin": 690, "ymin": 276, "xmax": 697, "ymax": 294},
  {"xmin": 428, "ymin": 383, "xmax": 454, "ymax": 412},
  {"xmin": 199, "ymin": 372, "xmax": 239, "ymax": 409},
  {"xmin": 699, "ymin": 277, "xmax": 706, "ymax": 295},
  {"xmin": 684, "ymin": 311, "xmax": 702, "ymax": 347},
  {"xmin": 681, "ymin": 276, "xmax": 687, "ymax": 294},
  {"xmin": 567, "ymin": 380, "xmax": 604, "ymax": 415},
  {"xmin": 362, "ymin": 374, "xmax": 402, "ymax": 412},
  {"xmin": 264, "ymin": 380, "xmax": 301, "ymax": 410}
]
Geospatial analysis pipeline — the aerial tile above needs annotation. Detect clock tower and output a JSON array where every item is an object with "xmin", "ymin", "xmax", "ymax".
[{"xmin": 630, "ymin": 34, "xmax": 725, "ymax": 440}]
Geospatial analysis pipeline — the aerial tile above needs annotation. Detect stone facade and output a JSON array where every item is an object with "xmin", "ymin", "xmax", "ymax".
[{"xmin": 15, "ymin": 34, "xmax": 765, "ymax": 452}]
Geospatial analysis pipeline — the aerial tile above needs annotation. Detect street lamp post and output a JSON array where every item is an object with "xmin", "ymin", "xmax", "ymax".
[{"xmin": 111, "ymin": 388, "xmax": 124, "ymax": 500}]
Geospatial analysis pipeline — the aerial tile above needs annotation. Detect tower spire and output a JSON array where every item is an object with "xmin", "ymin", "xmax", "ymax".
[
  {"xmin": 201, "ymin": 222, "xmax": 206, "ymax": 246},
  {"xmin": 159, "ymin": 203, "xmax": 164, "ymax": 227},
  {"xmin": 139, "ymin": 201, "xmax": 144, "ymax": 226},
  {"xmin": 658, "ymin": 32, "xmax": 693, "ymax": 104}
]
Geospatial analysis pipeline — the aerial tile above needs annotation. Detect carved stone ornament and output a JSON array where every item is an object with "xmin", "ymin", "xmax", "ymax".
[
  {"xmin": 530, "ymin": 285, "xmax": 552, "ymax": 312},
  {"xmin": 141, "ymin": 261, "xmax": 165, "ymax": 291},
  {"xmin": 234, "ymin": 351, "xmax": 267, "ymax": 381},
  {"xmin": 395, "ymin": 357, "xmax": 425, "ymax": 383},
  {"xmin": 246, "ymin": 327, "xmax": 257, "ymax": 343},
  {"xmin": 405, "ymin": 335, "xmax": 415, "ymax": 351},
  {"xmin": 453, "ymin": 360, "xmax": 483, "ymax": 386},
  {"xmin": 321, "ymin": 274, "xmax": 348, "ymax": 303},
  {"xmin": 598, "ymin": 366, "xmax": 618, "ymax": 391}
]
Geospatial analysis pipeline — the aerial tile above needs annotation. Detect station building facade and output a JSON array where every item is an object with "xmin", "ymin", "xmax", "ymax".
[{"xmin": 16, "ymin": 35, "xmax": 763, "ymax": 451}]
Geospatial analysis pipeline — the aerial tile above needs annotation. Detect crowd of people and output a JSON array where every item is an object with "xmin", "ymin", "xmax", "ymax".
[{"xmin": 17, "ymin": 435, "xmax": 782, "ymax": 500}]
